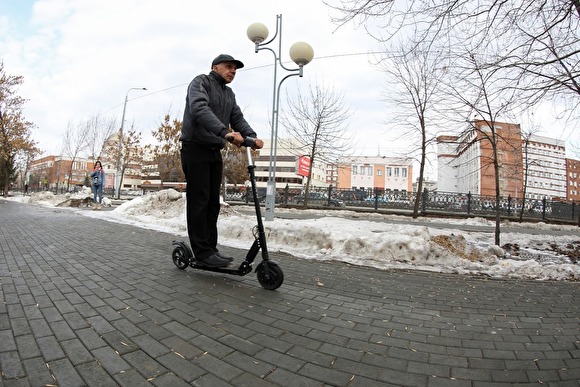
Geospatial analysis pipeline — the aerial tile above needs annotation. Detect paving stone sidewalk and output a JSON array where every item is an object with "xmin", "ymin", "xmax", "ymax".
[{"xmin": 0, "ymin": 198, "xmax": 579, "ymax": 386}]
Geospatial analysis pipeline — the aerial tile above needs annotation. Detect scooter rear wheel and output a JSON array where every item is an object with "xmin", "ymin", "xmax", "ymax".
[
  {"xmin": 172, "ymin": 246, "xmax": 189, "ymax": 270},
  {"xmin": 256, "ymin": 262, "xmax": 284, "ymax": 290}
]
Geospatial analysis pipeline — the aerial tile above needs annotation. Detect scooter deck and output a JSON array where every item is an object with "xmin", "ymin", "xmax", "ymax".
[{"xmin": 189, "ymin": 259, "xmax": 253, "ymax": 276}]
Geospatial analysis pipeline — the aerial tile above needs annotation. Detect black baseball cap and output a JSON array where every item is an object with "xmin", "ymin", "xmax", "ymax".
[{"xmin": 211, "ymin": 54, "xmax": 244, "ymax": 69}]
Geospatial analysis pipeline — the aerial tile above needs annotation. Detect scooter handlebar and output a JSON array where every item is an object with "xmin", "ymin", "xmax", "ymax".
[
  {"xmin": 226, "ymin": 134, "xmax": 256, "ymax": 148},
  {"xmin": 242, "ymin": 137, "xmax": 256, "ymax": 148}
]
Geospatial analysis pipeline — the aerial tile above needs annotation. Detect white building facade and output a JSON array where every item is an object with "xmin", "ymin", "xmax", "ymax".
[
  {"xmin": 337, "ymin": 155, "xmax": 414, "ymax": 192},
  {"xmin": 436, "ymin": 123, "xmax": 568, "ymax": 200},
  {"xmin": 253, "ymin": 138, "xmax": 327, "ymax": 190},
  {"xmin": 524, "ymin": 135, "xmax": 567, "ymax": 200},
  {"xmin": 436, "ymin": 135, "xmax": 461, "ymax": 193}
]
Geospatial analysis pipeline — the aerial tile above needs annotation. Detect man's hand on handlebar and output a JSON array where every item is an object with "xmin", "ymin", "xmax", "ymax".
[
  {"xmin": 225, "ymin": 132, "xmax": 244, "ymax": 147},
  {"xmin": 226, "ymin": 133, "xmax": 264, "ymax": 150},
  {"xmin": 243, "ymin": 137, "xmax": 264, "ymax": 149}
]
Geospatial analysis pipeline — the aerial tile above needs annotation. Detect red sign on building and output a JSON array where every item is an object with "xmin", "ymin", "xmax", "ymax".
[{"xmin": 297, "ymin": 156, "xmax": 311, "ymax": 177}]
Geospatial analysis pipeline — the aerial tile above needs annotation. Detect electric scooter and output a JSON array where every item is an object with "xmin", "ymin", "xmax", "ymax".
[{"xmin": 171, "ymin": 137, "xmax": 284, "ymax": 290}]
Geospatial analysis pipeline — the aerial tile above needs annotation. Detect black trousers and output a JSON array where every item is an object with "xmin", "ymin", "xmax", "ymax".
[{"xmin": 181, "ymin": 143, "xmax": 223, "ymax": 260}]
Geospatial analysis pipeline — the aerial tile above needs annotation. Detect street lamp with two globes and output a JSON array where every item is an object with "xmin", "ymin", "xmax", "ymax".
[
  {"xmin": 114, "ymin": 87, "xmax": 147, "ymax": 199},
  {"xmin": 246, "ymin": 15, "xmax": 314, "ymax": 221}
]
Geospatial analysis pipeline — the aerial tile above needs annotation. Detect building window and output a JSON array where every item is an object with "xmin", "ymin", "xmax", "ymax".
[
  {"xmin": 377, "ymin": 170, "xmax": 382, "ymax": 176},
  {"xmin": 368, "ymin": 166, "xmax": 373, "ymax": 175},
  {"xmin": 353, "ymin": 166, "xmax": 358, "ymax": 175},
  {"xmin": 402, "ymin": 168, "xmax": 407, "ymax": 178},
  {"xmin": 387, "ymin": 167, "xmax": 392, "ymax": 176},
  {"xmin": 394, "ymin": 168, "xmax": 400, "ymax": 177}
]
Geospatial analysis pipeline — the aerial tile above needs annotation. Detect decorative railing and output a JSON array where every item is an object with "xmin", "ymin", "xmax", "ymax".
[{"xmin": 224, "ymin": 185, "xmax": 580, "ymax": 224}]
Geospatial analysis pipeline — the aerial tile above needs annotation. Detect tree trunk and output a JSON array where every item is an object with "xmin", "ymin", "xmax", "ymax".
[
  {"xmin": 413, "ymin": 118, "xmax": 427, "ymax": 218},
  {"xmin": 493, "ymin": 143, "xmax": 501, "ymax": 246}
]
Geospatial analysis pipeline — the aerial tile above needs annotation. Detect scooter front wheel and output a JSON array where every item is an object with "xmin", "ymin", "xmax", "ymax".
[
  {"xmin": 256, "ymin": 262, "xmax": 284, "ymax": 290},
  {"xmin": 172, "ymin": 246, "xmax": 189, "ymax": 270}
]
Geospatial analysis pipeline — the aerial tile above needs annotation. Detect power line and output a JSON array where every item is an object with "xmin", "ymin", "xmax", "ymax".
[{"xmin": 97, "ymin": 51, "xmax": 385, "ymax": 117}]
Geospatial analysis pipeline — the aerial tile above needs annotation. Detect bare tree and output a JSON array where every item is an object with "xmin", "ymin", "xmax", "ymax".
[
  {"xmin": 495, "ymin": 3, "xmax": 580, "ymax": 106},
  {"xmin": 279, "ymin": 82, "xmax": 353, "ymax": 206},
  {"xmin": 62, "ymin": 120, "xmax": 91, "ymax": 191},
  {"xmin": 380, "ymin": 42, "xmax": 448, "ymax": 218},
  {"xmin": 13, "ymin": 147, "xmax": 38, "ymax": 192},
  {"xmin": 106, "ymin": 124, "xmax": 143, "ymax": 198},
  {"xmin": 570, "ymin": 139, "xmax": 580, "ymax": 160},
  {"xmin": 0, "ymin": 60, "xmax": 37, "ymax": 195},
  {"xmin": 222, "ymin": 141, "xmax": 249, "ymax": 185},
  {"xmin": 220, "ymin": 139, "xmax": 252, "ymax": 202},
  {"xmin": 323, "ymin": 0, "xmax": 580, "ymax": 243},
  {"xmin": 323, "ymin": 0, "xmax": 580, "ymax": 121},
  {"xmin": 147, "ymin": 114, "xmax": 184, "ymax": 183},
  {"xmin": 86, "ymin": 115, "xmax": 117, "ymax": 161},
  {"xmin": 518, "ymin": 130, "xmax": 539, "ymax": 222},
  {"xmin": 444, "ymin": 52, "xmax": 522, "ymax": 246}
]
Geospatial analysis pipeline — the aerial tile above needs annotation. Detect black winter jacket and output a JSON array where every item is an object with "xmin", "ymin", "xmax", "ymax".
[{"xmin": 179, "ymin": 71, "xmax": 256, "ymax": 148}]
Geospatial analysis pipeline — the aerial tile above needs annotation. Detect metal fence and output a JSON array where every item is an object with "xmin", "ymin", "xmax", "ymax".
[
  {"xmin": 224, "ymin": 185, "xmax": 580, "ymax": 225},
  {"xmin": 6, "ymin": 184, "xmax": 578, "ymax": 225}
]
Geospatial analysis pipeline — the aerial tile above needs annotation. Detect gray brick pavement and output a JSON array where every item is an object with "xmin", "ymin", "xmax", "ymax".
[{"xmin": 0, "ymin": 198, "xmax": 579, "ymax": 386}]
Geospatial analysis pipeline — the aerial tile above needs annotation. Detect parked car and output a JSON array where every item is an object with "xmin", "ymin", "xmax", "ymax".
[
  {"xmin": 244, "ymin": 187, "xmax": 282, "ymax": 203},
  {"xmin": 293, "ymin": 192, "xmax": 344, "ymax": 207},
  {"xmin": 335, "ymin": 190, "xmax": 367, "ymax": 202},
  {"xmin": 363, "ymin": 195, "xmax": 388, "ymax": 204}
]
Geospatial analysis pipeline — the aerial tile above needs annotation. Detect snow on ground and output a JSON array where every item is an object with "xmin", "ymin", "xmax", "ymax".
[{"xmin": 6, "ymin": 189, "xmax": 580, "ymax": 281}]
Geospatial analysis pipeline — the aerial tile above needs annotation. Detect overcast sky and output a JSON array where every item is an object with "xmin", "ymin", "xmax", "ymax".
[{"xmin": 1, "ymin": 0, "xmax": 576, "ymax": 175}]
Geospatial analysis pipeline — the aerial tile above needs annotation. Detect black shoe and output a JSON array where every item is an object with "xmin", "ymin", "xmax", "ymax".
[
  {"xmin": 214, "ymin": 251, "xmax": 234, "ymax": 262},
  {"xmin": 196, "ymin": 254, "xmax": 230, "ymax": 268}
]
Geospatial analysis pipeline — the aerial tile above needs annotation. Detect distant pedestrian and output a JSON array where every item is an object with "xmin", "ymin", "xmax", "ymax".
[
  {"xmin": 24, "ymin": 184, "xmax": 28, "ymax": 196},
  {"xmin": 90, "ymin": 160, "xmax": 104, "ymax": 209}
]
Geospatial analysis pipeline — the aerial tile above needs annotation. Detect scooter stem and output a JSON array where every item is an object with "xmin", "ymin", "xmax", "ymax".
[{"xmin": 245, "ymin": 144, "xmax": 270, "ymax": 261}]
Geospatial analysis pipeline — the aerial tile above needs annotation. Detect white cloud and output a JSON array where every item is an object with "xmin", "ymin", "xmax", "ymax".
[
  {"xmin": 2, "ymin": 0, "xmax": 574, "ymax": 161},
  {"xmin": 1, "ymin": 0, "xmax": 386, "ymax": 155}
]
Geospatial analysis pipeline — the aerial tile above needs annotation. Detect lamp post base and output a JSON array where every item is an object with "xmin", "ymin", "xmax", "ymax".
[{"xmin": 264, "ymin": 180, "xmax": 276, "ymax": 221}]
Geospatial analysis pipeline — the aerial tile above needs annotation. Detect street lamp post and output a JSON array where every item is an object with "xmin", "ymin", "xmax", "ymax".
[
  {"xmin": 115, "ymin": 87, "xmax": 147, "ymax": 199},
  {"xmin": 247, "ymin": 14, "xmax": 313, "ymax": 221}
]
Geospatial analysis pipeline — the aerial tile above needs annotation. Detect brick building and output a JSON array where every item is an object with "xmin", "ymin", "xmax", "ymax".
[
  {"xmin": 566, "ymin": 158, "xmax": 580, "ymax": 202},
  {"xmin": 437, "ymin": 120, "xmax": 569, "ymax": 200},
  {"xmin": 27, "ymin": 155, "xmax": 99, "ymax": 191},
  {"xmin": 335, "ymin": 156, "xmax": 414, "ymax": 193}
]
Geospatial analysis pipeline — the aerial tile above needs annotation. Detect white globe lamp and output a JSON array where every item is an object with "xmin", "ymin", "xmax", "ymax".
[
  {"xmin": 247, "ymin": 23, "xmax": 269, "ymax": 44},
  {"xmin": 289, "ymin": 41, "xmax": 314, "ymax": 66}
]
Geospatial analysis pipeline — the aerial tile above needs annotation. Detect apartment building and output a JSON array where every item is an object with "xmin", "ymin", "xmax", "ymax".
[
  {"xmin": 436, "ymin": 135, "xmax": 460, "ymax": 192},
  {"xmin": 251, "ymin": 139, "xmax": 417, "ymax": 193},
  {"xmin": 437, "ymin": 120, "xmax": 568, "ymax": 200},
  {"xmin": 523, "ymin": 135, "xmax": 567, "ymax": 200},
  {"xmin": 253, "ymin": 138, "xmax": 327, "ymax": 190},
  {"xmin": 29, "ymin": 154, "xmax": 143, "ymax": 193},
  {"xmin": 566, "ymin": 158, "xmax": 580, "ymax": 201},
  {"xmin": 28, "ymin": 155, "xmax": 103, "ymax": 190},
  {"xmin": 335, "ymin": 156, "xmax": 414, "ymax": 192}
]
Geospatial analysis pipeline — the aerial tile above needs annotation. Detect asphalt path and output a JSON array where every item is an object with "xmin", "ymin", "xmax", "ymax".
[{"xmin": 1, "ymin": 198, "xmax": 578, "ymax": 386}]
